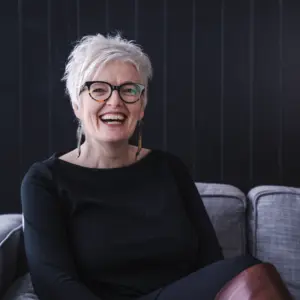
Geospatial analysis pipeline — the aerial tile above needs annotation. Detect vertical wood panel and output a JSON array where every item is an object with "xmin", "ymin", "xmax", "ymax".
[
  {"xmin": 252, "ymin": 0, "xmax": 281, "ymax": 186},
  {"xmin": 221, "ymin": 0, "xmax": 225, "ymax": 181},
  {"xmin": 134, "ymin": 0, "xmax": 138, "ymax": 40},
  {"xmin": 77, "ymin": 0, "xmax": 107, "ymax": 36},
  {"xmin": 163, "ymin": 0, "xmax": 168, "ymax": 152},
  {"xmin": 191, "ymin": 0, "xmax": 196, "ymax": 177},
  {"xmin": 18, "ymin": 0, "xmax": 23, "ymax": 181},
  {"xmin": 136, "ymin": 1, "xmax": 165, "ymax": 151},
  {"xmin": 249, "ymin": 0, "xmax": 255, "ymax": 185},
  {"xmin": 194, "ymin": 0, "xmax": 222, "ymax": 182},
  {"xmin": 0, "ymin": 1, "xmax": 20, "ymax": 212},
  {"xmin": 165, "ymin": 0, "xmax": 194, "ymax": 170},
  {"xmin": 222, "ymin": 0, "xmax": 251, "ymax": 191},
  {"xmin": 51, "ymin": 0, "xmax": 78, "ymax": 153},
  {"xmin": 106, "ymin": 0, "xmax": 135, "ymax": 38},
  {"xmin": 278, "ymin": 0, "xmax": 283, "ymax": 183},
  {"xmin": 47, "ymin": 0, "xmax": 53, "ymax": 155},
  {"xmin": 22, "ymin": 1, "xmax": 49, "ymax": 169},
  {"xmin": 282, "ymin": 0, "xmax": 300, "ymax": 187}
]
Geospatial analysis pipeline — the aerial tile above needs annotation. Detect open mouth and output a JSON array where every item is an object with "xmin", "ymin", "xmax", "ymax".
[{"xmin": 99, "ymin": 113, "xmax": 127, "ymax": 125}]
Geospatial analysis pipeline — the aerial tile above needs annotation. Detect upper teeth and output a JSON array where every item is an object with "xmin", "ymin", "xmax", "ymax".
[{"xmin": 101, "ymin": 114, "xmax": 125, "ymax": 120}]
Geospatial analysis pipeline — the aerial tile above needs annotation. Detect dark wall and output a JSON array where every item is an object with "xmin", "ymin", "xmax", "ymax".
[{"xmin": 1, "ymin": 0, "xmax": 300, "ymax": 213}]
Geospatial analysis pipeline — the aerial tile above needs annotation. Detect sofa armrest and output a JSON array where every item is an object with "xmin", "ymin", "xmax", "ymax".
[{"xmin": 0, "ymin": 214, "xmax": 23, "ymax": 297}]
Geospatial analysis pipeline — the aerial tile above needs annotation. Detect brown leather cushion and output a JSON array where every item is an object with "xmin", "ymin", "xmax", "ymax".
[{"xmin": 215, "ymin": 263, "xmax": 293, "ymax": 300}]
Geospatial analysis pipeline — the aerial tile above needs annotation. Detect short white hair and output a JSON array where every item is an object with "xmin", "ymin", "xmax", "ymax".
[{"xmin": 62, "ymin": 33, "xmax": 153, "ymax": 108}]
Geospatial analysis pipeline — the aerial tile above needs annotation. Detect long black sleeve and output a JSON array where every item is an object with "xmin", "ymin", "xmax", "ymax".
[
  {"xmin": 168, "ymin": 155, "xmax": 224, "ymax": 267},
  {"xmin": 21, "ymin": 163, "xmax": 101, "ymax": 300}
]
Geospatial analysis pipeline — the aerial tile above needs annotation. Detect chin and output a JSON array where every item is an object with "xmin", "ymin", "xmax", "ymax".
[
  {"xmin": 95, "ymin": 128, "xmax": 135, "ymax": 144},
  {"xmin": 98, "ymin": 135, "xmax": 130, "ymax": 144},
  {"xmin": 89, "ymin": 126, "xmax": 135, "ymax": 144}
]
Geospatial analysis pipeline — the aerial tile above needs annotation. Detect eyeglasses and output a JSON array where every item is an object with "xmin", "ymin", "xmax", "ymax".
[{"xmin": 80, "ymin": 81, "xmax": 145, "ymax": 104}]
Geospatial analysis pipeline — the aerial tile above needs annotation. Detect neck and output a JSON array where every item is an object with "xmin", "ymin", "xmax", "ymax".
[{"xmin": 78, "ymin": 139, "xmax": 135, "ymax": 169}]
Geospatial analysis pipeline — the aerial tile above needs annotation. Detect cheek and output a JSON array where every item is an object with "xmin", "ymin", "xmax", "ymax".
[
  {"xmin": 82, "ymin": 101, "xmax": 103, "ymax": 119},
  {"xmin": 82, "ymin": 111, "xmax": 98, "ymax": 128}
]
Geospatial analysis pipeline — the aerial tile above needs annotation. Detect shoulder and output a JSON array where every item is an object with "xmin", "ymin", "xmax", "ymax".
[
  {"xmin": 151, "ymin": 149, "xmax": 188, "ymax": 172},
  {"xmin": 152, "ymin": 149, "xmax": 184, "ymax": 164},
  {"xmin": 21, "ymin": 156, "xmax": 61, "ymax": 211},
  {"xmin": 21, "ymin": 155, "xmax": 57, "ymax": 189}
]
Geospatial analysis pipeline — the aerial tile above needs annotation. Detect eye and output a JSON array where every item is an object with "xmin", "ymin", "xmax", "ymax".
[
  {"xmin": 90, "ymin": 83, "xmax": 110, "ymax": 98},
  {"xmin": 93, "ymin": 88, "xmax": 106, "ymax": 93},
  {"xmin": 125, "ymin": 88, "xmax": 137, "ymax": 95},
  {"xmin": 121, "ymin": 84, "xmax": 140, "ymax": 96}
]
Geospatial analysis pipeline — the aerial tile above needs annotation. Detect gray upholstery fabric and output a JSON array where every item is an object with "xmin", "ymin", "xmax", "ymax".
[
  {"xmin": 0, "ymin": 215, "xmax": 23, "ymax": 297},
  {"xmin": 196, "ymin": 183, "xmax": 247, "ymax": 258},
  {"xmin": 0, "ymin": 214, "xmax": 22, "ymax": 244},
  {"xmin": 248, "ymin": 185, "xmax": 300, "ymax": 299},
  {"xmin": 2, "ymin": 273, "xmax": 38, "ymax": 300}
]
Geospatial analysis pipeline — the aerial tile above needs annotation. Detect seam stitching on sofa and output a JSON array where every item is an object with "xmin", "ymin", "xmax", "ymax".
[
  {"xmin": 0, "ymin": 225, "xmax": 23, "ymax": 248},
  {"xmin": 200, "ymin": 194, "xmax": 245, "ymax": 202},
  {"xmin": 253, "ymin": 196, "xmax": 258, "ymax": 256},
  {"xmin": 252, "ymin": 191, "xmax": 300, "ymax": 199}
]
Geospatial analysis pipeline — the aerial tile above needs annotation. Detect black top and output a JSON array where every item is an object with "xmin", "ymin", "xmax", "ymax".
[{"xmin": 21, "ymin": 149, "xmax": 223, "ymax": 300}]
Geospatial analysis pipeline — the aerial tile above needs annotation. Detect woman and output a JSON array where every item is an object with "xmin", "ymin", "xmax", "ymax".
[{"xmin": 21, "ymin": 33, "xmax": 260, "ymax": 300}]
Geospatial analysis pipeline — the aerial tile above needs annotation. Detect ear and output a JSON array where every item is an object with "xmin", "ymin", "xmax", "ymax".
[
  {"xmin": 139, "ymin": 109, "xmax": 144, "ymax": 120},
  {"xmin": 139, "ymin": 95, "xmax": 145, "ymax": 120},
  {"xmin": 72, "ymin": 103, "xmax": 81, "ymax": 119}
]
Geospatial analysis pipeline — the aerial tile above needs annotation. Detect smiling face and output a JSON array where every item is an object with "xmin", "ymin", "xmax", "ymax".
[{"xmin": 73, "ymin": 60, "xmax": 145, "ymax": 144}]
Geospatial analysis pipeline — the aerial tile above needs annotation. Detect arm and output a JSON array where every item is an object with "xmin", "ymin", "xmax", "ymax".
[
  {"xmin": 21, "ymin": 163, "xmax": 101, "ymax": 300},
  {"xmin": 169, "ymin": 154, "xmax": 224, "ymax": 267}
]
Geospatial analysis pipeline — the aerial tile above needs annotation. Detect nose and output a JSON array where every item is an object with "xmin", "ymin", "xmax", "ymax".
[{"xmin": 106, "ymin": 90, "xmax": 122, "ymax": 107}]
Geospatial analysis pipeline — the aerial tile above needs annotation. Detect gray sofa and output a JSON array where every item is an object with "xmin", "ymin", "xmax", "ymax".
[{"xmin": 0, "ymin": 183, "xmax": 299, "ymax": 299}]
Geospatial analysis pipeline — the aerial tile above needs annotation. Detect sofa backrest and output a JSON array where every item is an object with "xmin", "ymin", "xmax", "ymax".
[
  {"xmin": 196, "ymin": 183, "xmax": 247, "ymax": 258},
  {"xmin": 198, "ymin": 183, "xmax": 300, "ymax": 300}
]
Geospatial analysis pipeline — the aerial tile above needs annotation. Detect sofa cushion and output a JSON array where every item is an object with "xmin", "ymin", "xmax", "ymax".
[
  {"xmin": 247, "ymin": 185, "xmax": 300, "ymax": 299},
  {"xmin": 2, "ymin": 273, "xmax": 38, "ymax": 300},
  {"xmin": 0, "ymin": 214, "xmax": 23, "ymax": 298},
  {"xmin": 196, "ymin": 183, "xmax": 247, "ymax": 258}
]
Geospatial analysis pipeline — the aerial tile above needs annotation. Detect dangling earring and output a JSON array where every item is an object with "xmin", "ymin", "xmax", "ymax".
[
  {"xmin": 135, "ymin": 119, "xmax": 143, "ymax": 160},
  {"xmin": 77, "ymin": 122, "xmax": 83, "ymax": 158}
]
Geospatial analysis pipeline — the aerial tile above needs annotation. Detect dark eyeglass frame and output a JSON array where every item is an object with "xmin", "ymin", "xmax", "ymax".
[{"xmin": 79, "ymin": 81, "xmax": 145, "ymax": 104}]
